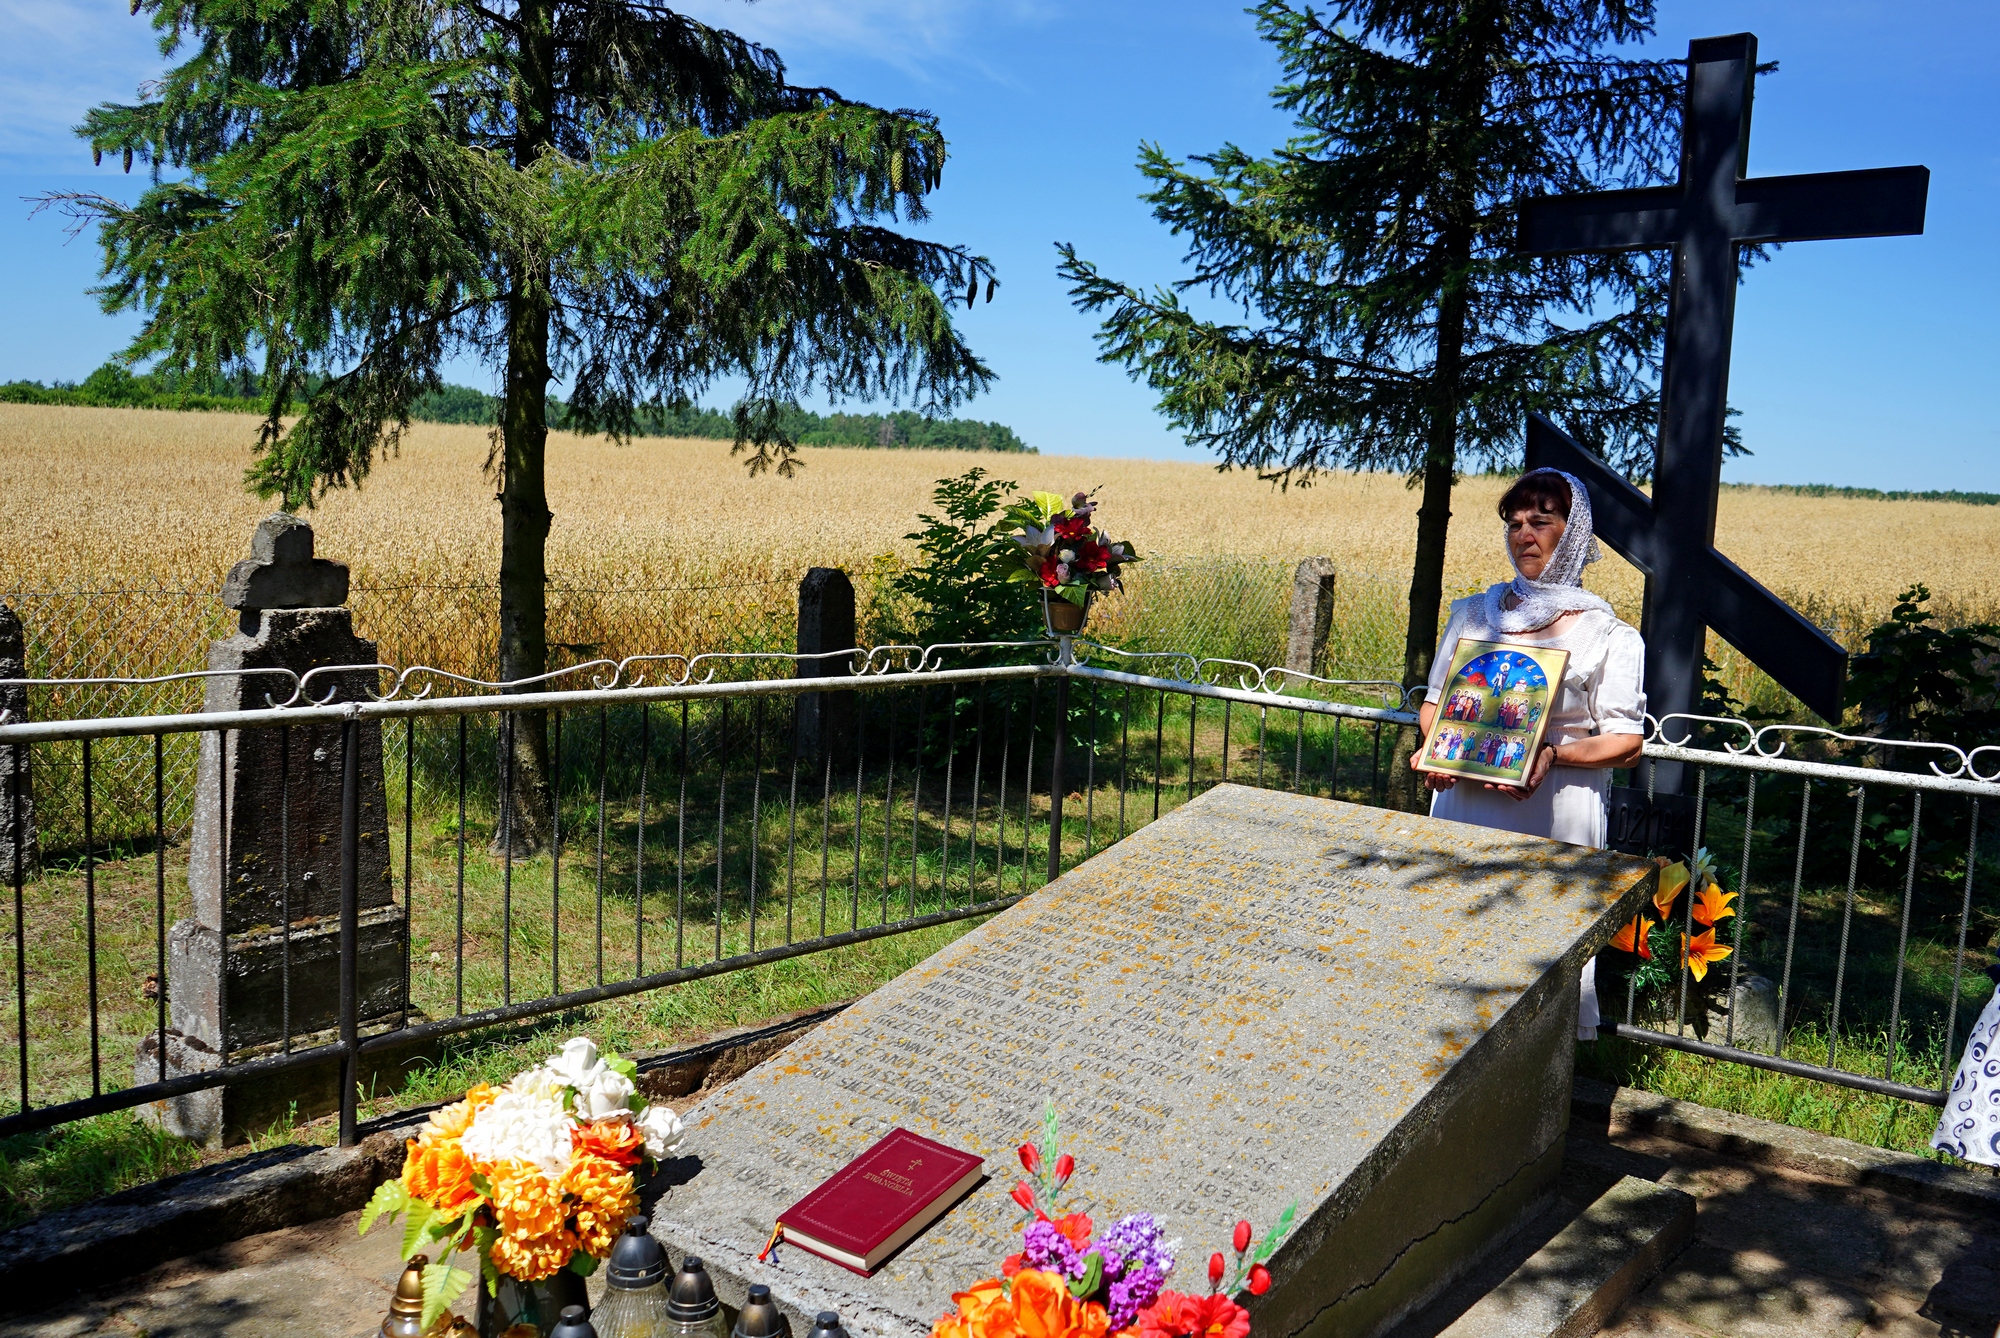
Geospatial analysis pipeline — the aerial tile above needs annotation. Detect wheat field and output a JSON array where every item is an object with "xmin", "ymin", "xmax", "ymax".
[{"xmin": 4, "ymin": 401, "xmax": 1998, "ymax": 650}]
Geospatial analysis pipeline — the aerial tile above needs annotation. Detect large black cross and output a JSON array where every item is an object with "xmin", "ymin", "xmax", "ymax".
[{"xmin": 1517, "ymin": 32, "xmax": 1927, "ymax": 791}]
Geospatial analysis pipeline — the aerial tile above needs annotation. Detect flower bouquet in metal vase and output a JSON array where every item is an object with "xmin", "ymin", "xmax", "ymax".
[
  {"xmin": 359, "ymin": 1037, "xmax": 687, "ymax": 1336},
  {"xmin": 996, "ymin": 491, "xmax": 1139, "ymax": 637}
]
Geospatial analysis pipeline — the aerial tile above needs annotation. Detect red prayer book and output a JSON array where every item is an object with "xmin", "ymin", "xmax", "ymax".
[{"xmin": 776, "ymin": 1128, "xmax": 986, "ymax": 1275}]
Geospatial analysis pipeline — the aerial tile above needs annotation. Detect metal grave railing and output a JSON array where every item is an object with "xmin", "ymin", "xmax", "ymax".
[{"xmin": 1, "ymin": 639, "xmax": 1993, "ymax": 1146}]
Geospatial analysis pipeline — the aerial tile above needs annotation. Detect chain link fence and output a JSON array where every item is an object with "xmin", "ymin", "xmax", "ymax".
[
  {"xmin": 1094, "ymin": 557, "xmax": 1411, "ymax": 681},
  {"xmin": 6, "ymin": 576, "xmax": 802, "ymax": 851},
  {"xmin": 4, "ymin": 558, "xmax": 1417, "ymax": 853}
]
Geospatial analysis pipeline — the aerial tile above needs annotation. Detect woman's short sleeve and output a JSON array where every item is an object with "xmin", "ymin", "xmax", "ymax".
[
  {"xmin": 1591, "ymin": 621, "xmax": 1647, "ymax": 735},
  {"xmin": 1425, "ymin": 601, "xmax": 1472, "ymax": 704}
]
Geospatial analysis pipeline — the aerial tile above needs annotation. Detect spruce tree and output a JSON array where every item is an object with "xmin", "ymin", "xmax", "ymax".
[
  {"xmin": 1058, "ymin": 0, "xmax": 1681, "ymax": 735},
  {"xmin": 54, "ymin": 0, "xmax": 996, "ymax": 845}
]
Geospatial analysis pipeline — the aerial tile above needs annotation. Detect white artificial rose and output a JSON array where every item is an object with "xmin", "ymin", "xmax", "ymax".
[
  {"xmin": 572, "ymin": 1066, "xmax": 636, "ymax": 1122},
  {"xmin": 636, "ymin": 1103, "xmax": 685, "ymax": 1159},
  {"xmin": 459, "ymin": 1087, "xmax": 573, "ymax": 1177},
  {"xmin": 545, "ymin": 1037, "xmax": 605, "ymax": 1089},
  {"xmin": 507, "ymin": 1065, "xmax": 568, "ymax": 1105}
]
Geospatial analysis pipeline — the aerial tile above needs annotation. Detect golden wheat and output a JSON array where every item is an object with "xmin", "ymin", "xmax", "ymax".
[{"xmin": 4, "ymin": 401, "xmax": 1996, "ymax": 627}]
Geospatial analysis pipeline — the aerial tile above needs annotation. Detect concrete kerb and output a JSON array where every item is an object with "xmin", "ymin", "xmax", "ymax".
[
  {"xmin": 1569, "ymin": 1075, "xmax": 2000, "ymax": 1217},
  {"xmin": 0, "ymin": 1004, "xmax": 848, "ymax": 1311},
  {"xmin": 0, "ymin": 1114, "xmax": 421, "ymax": 1315},
  {"xmin": 1431, "ymin": 1174, "xmax": 1697, "ymax": 1338}
]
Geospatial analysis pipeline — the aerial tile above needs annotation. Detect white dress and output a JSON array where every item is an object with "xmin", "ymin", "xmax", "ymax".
[{"xmin": 1425, "ymin": 592, "xmax": 1647, "ymax": 1037}]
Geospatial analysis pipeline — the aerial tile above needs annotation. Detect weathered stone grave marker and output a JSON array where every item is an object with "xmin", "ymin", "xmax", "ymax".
[
  {"xmin": 1285, "ymin": 558, "xmax": 1337, "ymax": 678},
  {"xmin": 650, "ymin": 784, "xmax": 1656, "ymax": 1338},
  {"xmin": 139, "ymin": 514, "xmax": 413, "ymax": 1145},
  {"xmin": 795, "ymin": 566, "xmax": 858, "ymax": 762}
]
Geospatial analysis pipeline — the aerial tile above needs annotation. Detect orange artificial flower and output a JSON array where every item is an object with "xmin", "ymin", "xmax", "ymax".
[
  {"xmin": 1052, "ymin": 1213, "xmax": 1094, "ymax": 1251},
  {"xmin": 572, "ymin": 1118, "xmax": 646, "ymax": 1167},
  {"xmin": 932, "ymin": 1277, "xmax": 1009, "ymax": 1338},
  {"xmin": 489, "ymin": 1161, "xmax": 575, "ymax": 1281},
  {"xmin": 491, "ymin": 1226, "xmax": 577, "ymax": 1283},
  {"xmin": 1134, "ymin": 1292, "xmax": 1250, "ymax": 1338},
  {"xmin": 1680, "ymin": 928, "xmax": 1733, "ymax": 982},
  {"xmin": 1690, "ymin": 881, "xmax": 1737, "ymax": 927},
  {"xmin": 1653, "ymin": 861, "xmax": 1689, "ymax": 921},
  {"xmin": 1009, "ymin": 1269, "xmax": 1111, "ymax": 1338},
  {"xmin": 403, "ymin": 1134, "xmax": 484, "ymax": 1219},
  {"xmin": 1608, "ymin": 915, "xmax": 1653, "ymax": 960},
  {"xmin": 563, "ymin": 1151, "xmax": 639, "ymax": 1258},
  {"xmin": 415, "ymin": 1083, "xmax": 496, "ymax": 1147},
  {"xmin": 928, "ymin": 1270, "xmax": 1110, "ymax": 1338}
]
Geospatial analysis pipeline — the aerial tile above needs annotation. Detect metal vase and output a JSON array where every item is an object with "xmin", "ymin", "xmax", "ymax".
[{"xmin": 1042, "ymin": 590, "xmax": 1089, "ymax": 636}]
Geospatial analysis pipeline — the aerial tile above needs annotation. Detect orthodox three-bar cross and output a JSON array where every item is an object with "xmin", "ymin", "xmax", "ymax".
[{"xmin": 1518, "ymin": 33, "xmax": 1927, "ymax": 792}]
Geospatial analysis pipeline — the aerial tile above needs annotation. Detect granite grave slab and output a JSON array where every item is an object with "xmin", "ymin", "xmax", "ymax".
[{"xmin": 651, "ymin": 784, "xmax": 1657, "ymax": 1338}]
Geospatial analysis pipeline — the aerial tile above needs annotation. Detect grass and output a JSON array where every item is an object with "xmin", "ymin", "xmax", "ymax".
[
  {"xmin": 0, "ymin": 918, "xmax": 984, "ymax": 1228},
  {"xmin": 4, "ymin": 710, "xmax": 1992, "ymax": 1222},
  {"xmin": 1577, "ymin": 1027, "xmax": 1954, "ymax": 1160},
  {"xmin": 0, "ymin": 686, "xmax": 1406, "ymax": 1225},
  {"xmin": 4, "ymin": 688, "xmax": 1405, "ymax": 1112},
  {"xmin": 10, "ymin": 403, "xmax": 2000, "ymax": 617},
  {"xmin": 1580, "ymin": 766, "xmax": 1999, "ymax": 1165},
  {"xmin": 0, "ymin": 1113, "xmax": 205, "ymax": 1228},
  {"xmin": 8, "ymin": 400, "xmax": 2000, "ymax": 841}
]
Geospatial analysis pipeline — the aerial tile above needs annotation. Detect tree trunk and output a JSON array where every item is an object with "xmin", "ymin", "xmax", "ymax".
[
  {"xmin": 1388, "ymin": 228, "xmax": 1474, "ymax": 812},
  {"xmin": 494, "ymin": 0, "xmax": 558, "ymax": 855}
]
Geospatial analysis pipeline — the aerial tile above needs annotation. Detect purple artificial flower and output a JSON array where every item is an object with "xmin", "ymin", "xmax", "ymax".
[
  {"xmin": 1098, "ymin": 1214, "xmax": 1176, "ymax": 1280},
  {"xmin": 1106, "ymin": 1265, "xmax": 1168, "ymax": 1331},
  {"xmin": 1020, "ymin": 1220, "xmax": 1086, "ymax": 1280},
  {"xmin": 1094, "ymin": 1214, "xmax": 1176, "ymax": 1328}
]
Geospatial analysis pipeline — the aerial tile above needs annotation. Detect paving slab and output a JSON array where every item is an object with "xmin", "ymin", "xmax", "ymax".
[
  {"xmin": 1573, "ymin": 1116, "xmax": 2000, "ymax": 1338},
  {"xmin": 0, "ymin": 1207, "xmax": 407, "ymax": 1338}
]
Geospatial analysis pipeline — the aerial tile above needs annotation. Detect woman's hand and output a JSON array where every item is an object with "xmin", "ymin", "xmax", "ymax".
[
  {"xmin": 1411, "ymin": 701, "xmax": 1456, "ymax": 791},
  {"xmin": 1491, "ymin": 743, "xmax": 1557, "ymax": 801}
]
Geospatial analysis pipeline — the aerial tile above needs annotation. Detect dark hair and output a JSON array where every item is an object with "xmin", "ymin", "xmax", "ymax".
[{"xmin": 1497, "ymin": 471, "xmax": 1572, "ymax": 520}]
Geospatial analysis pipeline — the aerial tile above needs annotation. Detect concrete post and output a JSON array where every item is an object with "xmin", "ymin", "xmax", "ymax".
[
  {"xmin": 1286, "ymin": 558, "xmax": 1338, "ymax": 677},
  {"xmin": 0, "ymin": 604, "xmax": 35, "ymax": 883},
  {"xmin": 795, "ymin": 568, "xmax": 857, "ymax": 762}
]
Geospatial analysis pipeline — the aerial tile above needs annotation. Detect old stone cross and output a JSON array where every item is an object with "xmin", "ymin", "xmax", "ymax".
[
  {"xmin": 1517, "ymin": 32, "xmax": 1928, "ymax": 786},
  {"xmin": 222, "ymin": 513, "xmax": 349, "ymax": 613}
]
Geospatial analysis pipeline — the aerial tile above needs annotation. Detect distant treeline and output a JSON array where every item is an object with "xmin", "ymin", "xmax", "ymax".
[
  {"xmin": 1720, "ymin": 481, "xmax": 1999, "ymax": 506},
  {"xmin": 0, "ymin": 363, "xmax": 1036, "ymax": 454}
]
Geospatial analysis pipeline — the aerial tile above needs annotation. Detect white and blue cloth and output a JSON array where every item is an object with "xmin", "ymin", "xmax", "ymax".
[{"xmin": 1932, "ymin": 966, "xmax": 2000, "ymax": 1167}]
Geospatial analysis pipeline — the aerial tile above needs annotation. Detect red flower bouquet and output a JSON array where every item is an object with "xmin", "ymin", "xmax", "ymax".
[{"xmin": 997, "ymin": 491, "xmax": 1140, "ymax": 612}]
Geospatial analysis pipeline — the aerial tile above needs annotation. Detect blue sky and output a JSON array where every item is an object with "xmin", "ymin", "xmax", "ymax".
[{"xmin": 0, "ymin": 1, "xmax": 1992, "ymax": 489}]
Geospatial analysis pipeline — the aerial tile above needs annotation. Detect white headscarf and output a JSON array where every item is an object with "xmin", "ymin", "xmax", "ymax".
[{"xmin": 1481, "ymin": 468, "xmax": 1614, "ymax": 634}]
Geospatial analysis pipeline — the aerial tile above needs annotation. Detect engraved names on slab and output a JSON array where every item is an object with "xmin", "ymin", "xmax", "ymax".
[{"xmin": 651, "ymin": 784, "xmax": 1655, "ymax": 1337}]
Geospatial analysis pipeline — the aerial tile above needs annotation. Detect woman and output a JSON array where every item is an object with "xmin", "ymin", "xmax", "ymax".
[{"xmin": 1409, "ymin": 467, "xmax": 1646, "ymax": 1037}]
